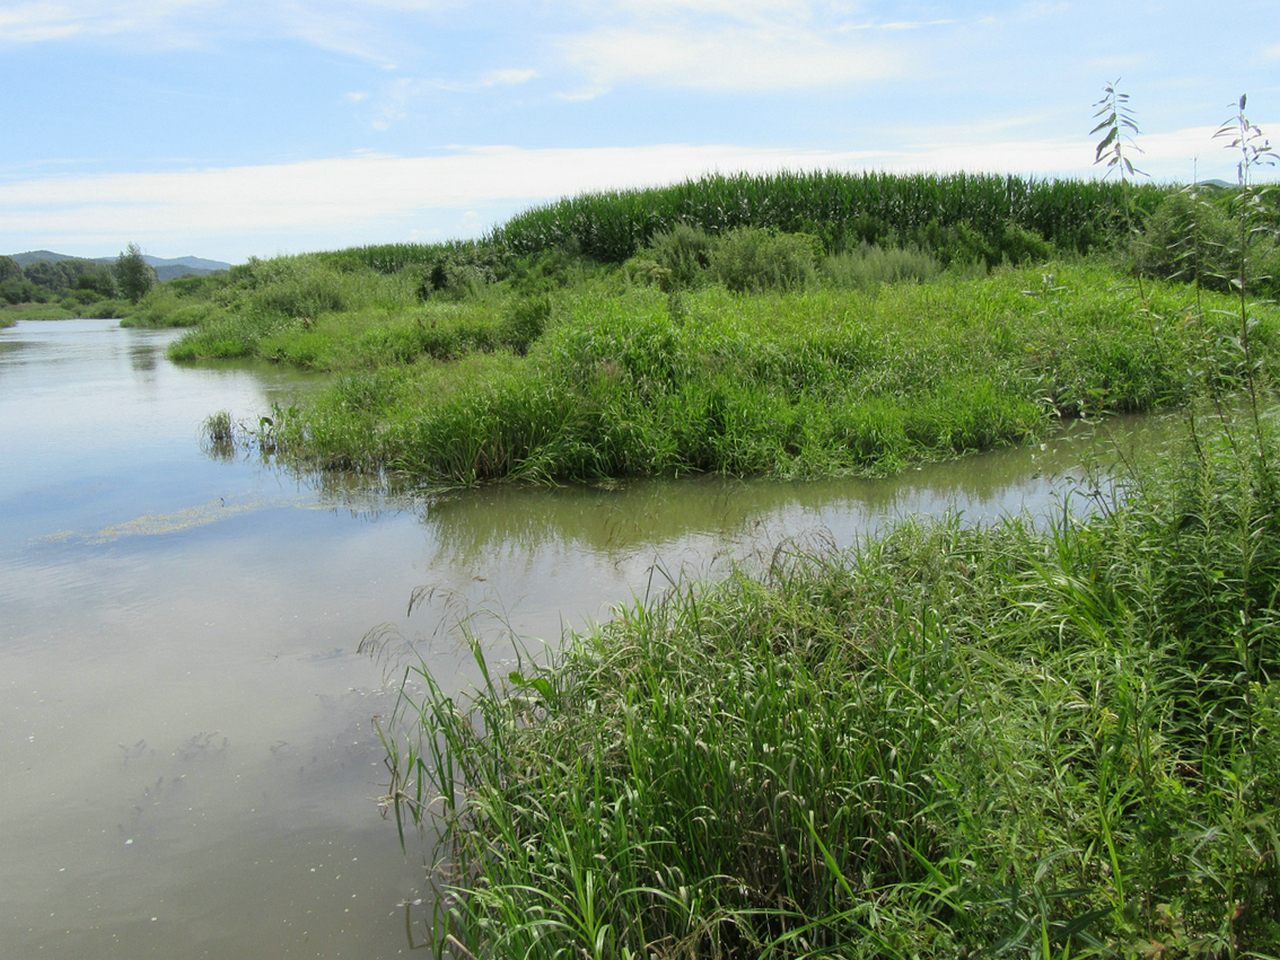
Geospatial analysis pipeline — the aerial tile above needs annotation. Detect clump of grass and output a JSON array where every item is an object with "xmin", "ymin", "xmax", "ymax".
[
  {"xmin": 643, "ymin": 223, "xmax": 717, "ymax": 289},
  {"xmin": 709, "ymin": 227, "xmax": 821, "ymax": 292},
  {"xmin": 121, "ymin": 286, "xmax": 227, "ymax": 328},
  {"xmin": 199, "ymin": 409, "xmax": 237, "ymax": 460}
]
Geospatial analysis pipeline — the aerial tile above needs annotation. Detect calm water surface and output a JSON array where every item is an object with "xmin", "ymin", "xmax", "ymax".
[{"xmin": 0, "ymin": 318, "xmax": 1149, "ymax": 958}]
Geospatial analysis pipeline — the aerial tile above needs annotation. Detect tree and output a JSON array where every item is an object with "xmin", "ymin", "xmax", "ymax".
[
  {"xmin": 115, "ymin": 242, "xmax": 156, "ymax": 303},
  {"xmin": 0, "ymin": 255, "xmax": 21, "ymax": 284}
]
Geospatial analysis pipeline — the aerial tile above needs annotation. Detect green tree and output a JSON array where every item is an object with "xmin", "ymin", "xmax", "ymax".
[
  {"xmin": 115, "ymin": 242, "xmax": 155, "ymax": 303},
  {"xmin": 0, "ymin": 255, "xmax": 21, "ymax": 284}
]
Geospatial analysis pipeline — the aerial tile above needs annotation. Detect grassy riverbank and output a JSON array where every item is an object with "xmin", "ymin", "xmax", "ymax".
[
  {"xmin": 0, "ymin": 300, "xmax": 132, "ymax": 324},
  {"xmin": 133, "ymin": 147, "xmax": 1280, "ymax": 954},
  {"xmin": 144, "ymin": 169, "xmax": 1279, "ymax": 486},
  {"xmin": 195, "ymin": 260, "xmax": 1278, "ymax": 484},
  {"xmin": 381, "ymin": 400, "xmax": 1280, "ymax": 957}
]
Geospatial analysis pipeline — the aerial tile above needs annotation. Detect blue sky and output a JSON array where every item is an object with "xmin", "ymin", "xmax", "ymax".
[{"xmin": 2, "ymin": 0, "xmax": 1277, "ymax": 264}]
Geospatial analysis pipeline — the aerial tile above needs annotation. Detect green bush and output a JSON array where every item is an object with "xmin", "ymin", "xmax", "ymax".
[
  {"xmin": 644, "ymin": 222, "xmax": 715, "ymax": 288},
  {"xmin": 997, "ymin": 220, "xmax": 1055, "ymax": 265},
  {"xmin": 502, "ymin": 295, "xmax": 551, "ymax": 355},
  {"xmin": 709, "ymin": 228, "xmax": 820, "ymax": 292},
  {"xmin": 819, "ymin": 242, "xmax": 943, "ymax": 288},
  {"xmin": 1136, "ymin": 188, "xmax": 1239, "ymax": 292},
  {"xmin": 417, "ymin": 244, "xmax": 506, "ymax": 301}
]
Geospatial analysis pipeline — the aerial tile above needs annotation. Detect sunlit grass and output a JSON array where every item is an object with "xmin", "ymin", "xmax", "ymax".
[
  {"xmin": 255, "ymin": 263, "xmax": 1276, "ymax": 485},
  {"xmin": 379, "ymin": 402, "xmax": 1280, "ymax": 957}
]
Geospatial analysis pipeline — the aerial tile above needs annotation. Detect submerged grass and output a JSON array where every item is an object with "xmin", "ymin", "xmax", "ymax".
[{"xmin": 380, "ymin": 402, "xmax": 1280, "ymax": 958}]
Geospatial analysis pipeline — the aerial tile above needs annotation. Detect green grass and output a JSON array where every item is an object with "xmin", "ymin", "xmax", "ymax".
[
  {"xmin": 251, "ymin": 262, "xmax": 1276, "ymax": 485},
  {"xmin": 152, "ymin": 169, "xmax": 1279, "ymax": 493},
  {"xmin": 0, "ymin": 300, "xmax": 131, "ymax": 323},
  {"xmin": 379, "ymin": 401, "xmax": 1280, "ymax": 958}
]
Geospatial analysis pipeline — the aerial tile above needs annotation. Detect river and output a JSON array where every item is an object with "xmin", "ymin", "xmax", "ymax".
[{"xmin": 0, "ymin": 317, "xmax": 1145, "ymax": 958}]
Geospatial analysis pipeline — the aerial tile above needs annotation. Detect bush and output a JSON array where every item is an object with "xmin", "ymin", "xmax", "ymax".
[
  {"xmin": 417, "ymin": 245, "xmax": 506, "ymax": 301},
  {"xmin": 644, "ymin": 223, "xmax": 715, "ymax": 289},
  {"xmin": 502, "ymin": 295, "xmax": 551, "ymax": 355},
  {"xmin": 1136, "ymin": 188, "xmax": 1239, "ymax": 292},
  {"xmin": 998, "ymin": 221, "xmax": 1055, "ymax": 265},
  {"xmin": 917, "ymin": 218, "xmax": 994, "ymax": 268},
  {"xmin": 820, "ymin": 242, "xmax": 943, "ymax": 288},
  {"xmin": 709, "ymin": 228, "xmax": 820, "ymax": 292}
]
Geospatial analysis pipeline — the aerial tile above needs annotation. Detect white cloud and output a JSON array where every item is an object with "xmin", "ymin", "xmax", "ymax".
[
  {"xmin": 3, "ymin": 128, "xmax": 1265, "ymax": 260},
  {"xmin": 0, "ymin": 3, "xmax": 82, "ymax": 43},
  {"xmin": 0, "ymin": 145, "xmax": 872, "ymax": 257},
  {"xmin": 558, "ymin": 24, "xmax": 902, "ymax": 90},
  {"xmin": 607, "ymin": 0, "xmax": 814, "ymax": 27},
  {"xmin": 432, "ymin": 68, "xmax": 540, "ymax": 93},
  {"xmin": 0, "ymin": 0, "xmax": 216, "ymax": 45},
  {"xmin": 0, "ymin": 0, "xmax": 432, "ymax": 64},
  {"xmin": 479, "ymin": 68, "xmax": 538, "ymax": 87}
]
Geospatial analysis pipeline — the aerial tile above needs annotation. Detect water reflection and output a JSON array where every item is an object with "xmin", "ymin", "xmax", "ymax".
[
  {"xmin": 129, "ymin": 340, "xmax": 160, "ymax": 371},
  {"xmin": 404, "ymin": 417, "xmax": 1152, "ymax": 570}
]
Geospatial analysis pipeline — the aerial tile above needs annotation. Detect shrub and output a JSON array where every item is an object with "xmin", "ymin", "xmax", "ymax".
[
  {"xmin": 998, "ymin": 220, "xmax": 1055, "ymax": 265},
  {"xmin": 819, "ymin": 242, "xmax": 943, "ymax": 288},
  {"xmin": 502, "ymin": 295, "xmax": 551, "ymax": 355},
  {"xmin": 644, "ymin": 223, "xmax": 715, "ymax": 288},
  {"xmin": 709, "ymin": 228, "xmax": 820, "ymax": 292},
  {"xmin": 1136, "ymin": 188, "xmax": 1239, "ymax": 292}
]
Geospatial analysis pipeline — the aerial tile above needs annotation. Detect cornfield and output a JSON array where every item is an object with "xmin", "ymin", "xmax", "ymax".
[{"xmin": 493, "ymin": 170, "xmax": 1171, "ymax": 263}]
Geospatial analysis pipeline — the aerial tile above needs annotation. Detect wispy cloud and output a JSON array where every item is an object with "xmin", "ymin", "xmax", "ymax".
[
  {"xmin": 546, "ymin": 0, "xmax": 968, "ymax": 93},
  {"xmin": 0, "ymin": 145, "xmax": 881, "ymax": 257},
  {"xmin": 4, "ymin": 135, "xmax": 1218, "ymax": 260},
  {"xmin": 0, "ymin": 0, "xmax": 439, "ymax": 65},
  {"xmin": 607, "ymin": 0, "xmax": 814, "ymax": 27},
  {"xmin": 433, "ymin": 68, "xmax": 540, "ymax": 92},
  {"xmin": 0, "ymin": 0, "xmax": 217, "ymax": 46},
  {"xmin": 558, "ymin": 24, "xmax": 902, "ymax": 91}
]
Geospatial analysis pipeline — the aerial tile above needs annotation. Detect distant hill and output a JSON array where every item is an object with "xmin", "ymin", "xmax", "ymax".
[{"xmin": 9, "ymin": 249, "xmax": 233, "ymax": 280}]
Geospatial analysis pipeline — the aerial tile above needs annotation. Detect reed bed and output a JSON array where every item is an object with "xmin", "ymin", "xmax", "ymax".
[{"xmin": 380, "ymin": 402, "xmax": 1280, "ymax": 958}]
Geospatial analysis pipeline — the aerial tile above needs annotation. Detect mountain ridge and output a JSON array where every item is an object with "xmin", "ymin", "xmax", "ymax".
[{"xmin": 8, "ymin": 249, "xmax": 233, "ymax": 280}]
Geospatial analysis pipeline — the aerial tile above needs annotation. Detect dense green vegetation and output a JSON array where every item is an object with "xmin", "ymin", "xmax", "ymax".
[
  {"xmin": 0, "ymin": 298, "xmax": 130, "ymax": 324},
  {"xmin": 0, "ymin": 244, "xmax": 171, "ymax": 318},
  {"xmin": 0, "ymin": 252, "xmax": 119, "ymax": 307},
  {"xmin": 204, "ymin": 264, "xmax": 1272, "ymax": 483},
  {"xmin": 381, "ymin": 401, "xmax": 1280, "ymax": 957},
  {"xmin": 145, "ymin": 168, "xmax": 1280, "ymax": 488},
  {"xmin": 365, "ymin": 158, "xmax": 1280, "ymax": 956},
  {"xmin": 126, "ymin": 91, "xmax": 1280, "ymax": 957}
]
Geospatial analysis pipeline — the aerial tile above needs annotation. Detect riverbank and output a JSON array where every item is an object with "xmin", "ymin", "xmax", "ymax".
[
  {"xmin": 383, "ymin": 400, "xmax": 1280, "ymax": 957},
  {"xmin": 135, "ymin": 169, "xmax": 1276, "ymax": 486},
  {"xmin": 198, "ymin": 261, "xmax": 1277, "ymax": 484},
  {"xmin": 0, "ymin": 300, "xmax": 131, "ymax": 324}
]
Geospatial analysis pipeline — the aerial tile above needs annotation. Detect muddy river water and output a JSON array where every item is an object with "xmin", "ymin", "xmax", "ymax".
[{"xmin": 0, "ymin": 318, "xmax": 1157, "ymax": 958}]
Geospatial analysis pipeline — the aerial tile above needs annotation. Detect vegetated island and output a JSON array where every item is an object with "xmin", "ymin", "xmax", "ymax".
[{"xmin": 159, "ymin": 164, "xmax": 1280, "ymax": 954}]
